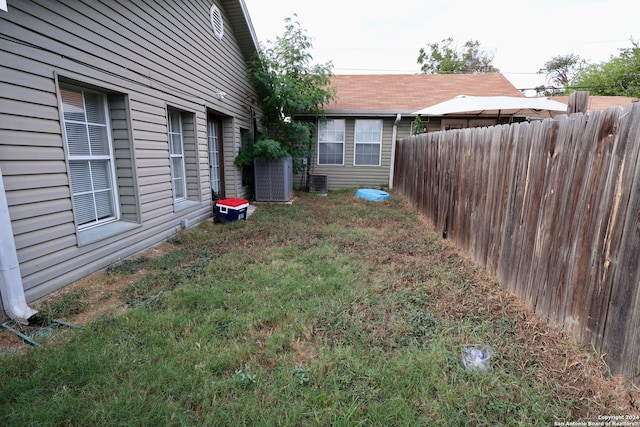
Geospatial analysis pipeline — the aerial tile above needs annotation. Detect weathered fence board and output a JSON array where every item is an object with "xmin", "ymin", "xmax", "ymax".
[
  {"xmin": 600, "ymin": 105, "xmax": 640, "ymax": 376},
  {"xmin": 395, "ymin": 103, "xmax": 640, "ymax": 385},
  {"xmin": 569, "ymin": 108, "xmax": 622, "ymax": 344}
]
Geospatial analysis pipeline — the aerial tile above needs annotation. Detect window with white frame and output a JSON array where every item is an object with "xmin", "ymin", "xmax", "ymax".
[
  {"xmin": 168, "ymin": 109, "xmax": 187, "ymax": 201},
  {"xmin": 60, "ymin": 86, "xmax": 118, "ymax": 228},
  {"xmin": 208, "ymin": 119, "xmax": 221, "ymax": 195},
  {"xmin": 354, "ymin": 119, "xmax": 382, "ymax": 166},
  {"xmin": 317, "ymin": 119, "xmax": 345, "ymax": 165}
]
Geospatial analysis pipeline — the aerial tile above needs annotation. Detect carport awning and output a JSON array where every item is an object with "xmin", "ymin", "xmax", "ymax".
[{"xmin": 413, "ymin": 95, "xmax": 568, "ymax": 118}]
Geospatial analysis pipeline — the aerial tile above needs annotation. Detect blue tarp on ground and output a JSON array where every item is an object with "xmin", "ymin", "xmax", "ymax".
[{"xmin": 356, "ymin": 189, "xmax": 391, "ymax": 202}]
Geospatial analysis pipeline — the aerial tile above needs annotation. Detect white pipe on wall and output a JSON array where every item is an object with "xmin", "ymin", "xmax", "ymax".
[
  {"xmin": 0, "ymin": 167, "xmax": 38, "ymax": 324},
  {"xmin": 388, "ymin": 113, "xmax": 402, "ymax": 189}
]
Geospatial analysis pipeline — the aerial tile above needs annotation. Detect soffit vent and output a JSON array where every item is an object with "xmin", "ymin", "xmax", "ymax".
[{"xmin": 210, "ymin": 4, "xmax": 224, "ymax": 39}]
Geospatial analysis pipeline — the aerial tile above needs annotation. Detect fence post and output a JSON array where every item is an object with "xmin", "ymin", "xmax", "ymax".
[{"xmin": 568, "ymin": 91, "xmax": 590, "ymax": 114}]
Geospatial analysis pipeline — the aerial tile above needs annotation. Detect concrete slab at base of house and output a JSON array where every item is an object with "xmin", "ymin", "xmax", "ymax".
[{"xmin": 251, "ymin": 197, "xmax": 295, "ymax": 207}]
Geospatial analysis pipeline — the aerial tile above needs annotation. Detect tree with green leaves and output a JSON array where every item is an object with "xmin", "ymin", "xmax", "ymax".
[
  {"xmin": 412, "ymin": 115, "xmax": 424, "ymax": 135},
  {"xmin": 571, "ymin": 39, "xmax": 640, "ymax": 97},
  {"xmin": 536, "ymin": 54, "xmax": 586, "ymax": 96},
  {"xmin": 235, "ymin": 15, "xmax": 336, "ymax": 172},
  {"xmin": 417, "ymin": 37, "xmax": 499, "ymax": 74}
]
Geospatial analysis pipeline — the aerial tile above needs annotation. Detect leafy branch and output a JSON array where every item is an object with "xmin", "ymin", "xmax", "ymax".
[{"xmin": 236, "ymin": 15, "xmax": 336, "ymax": 172}]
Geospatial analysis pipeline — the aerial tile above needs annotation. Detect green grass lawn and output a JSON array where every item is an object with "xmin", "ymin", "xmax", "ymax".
[{"xmin": 0, "ymin": 190, "xmax": 633, "ymax": 426}]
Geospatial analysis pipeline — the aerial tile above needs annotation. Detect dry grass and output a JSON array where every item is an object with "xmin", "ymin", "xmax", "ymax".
[{"xmin": 1, "ymin": 190, "xmax": 637, "ymax": 424}]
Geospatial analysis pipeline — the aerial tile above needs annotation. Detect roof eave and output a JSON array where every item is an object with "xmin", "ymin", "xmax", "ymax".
[
  {"xmin": 222, "ymin": 0, "xmax": 260, "ymax": 62},
  {"xmin": 298, "ymin": 110, "xmax": 416, "ymax": 118}
]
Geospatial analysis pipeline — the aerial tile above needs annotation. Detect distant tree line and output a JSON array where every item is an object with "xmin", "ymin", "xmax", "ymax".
[{"xmin": 417, "ymin": 37, "xmax": 640, "ymax": 97}]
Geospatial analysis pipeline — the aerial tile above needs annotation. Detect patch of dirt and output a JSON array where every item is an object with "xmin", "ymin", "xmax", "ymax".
[{"xmin": 0, "ymin": 239, "xmax": 179, "ymax": 354}]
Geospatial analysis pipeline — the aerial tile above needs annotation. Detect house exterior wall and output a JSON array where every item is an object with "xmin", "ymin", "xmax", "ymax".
[
  {"xmin": 308, "ymin": 116, "xmax": 400, "ymax": 190},
  {"xmin": 396, "ymin": 118, "xmax": 414, "ymax": 140},
  {"xmin": 0, "ymin": 0, "xmax": 257, "ymax": 308},
  {"xmin": 305, "ymin": 116, "xmax": 416, "ymax": 191}
]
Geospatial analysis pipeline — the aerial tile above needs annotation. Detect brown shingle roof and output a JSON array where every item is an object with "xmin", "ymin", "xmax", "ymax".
[
  {"xmin": 550, "ymin": 95, "xmax": 639, "ymax": 112},
  {"xmin": 324, "ymin": 73, "xmax": 523, "ymax": 113}
]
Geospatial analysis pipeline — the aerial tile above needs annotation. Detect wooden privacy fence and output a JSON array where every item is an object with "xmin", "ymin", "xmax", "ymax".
[{"xmin": 394, "ymin": 103, "xmax": 640, "ymax": 385}]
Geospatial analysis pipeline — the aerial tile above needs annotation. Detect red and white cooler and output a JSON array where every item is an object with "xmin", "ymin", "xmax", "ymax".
[{"xmin": 214, "ymin": 198, "xmax": 249, "ymax": 223}]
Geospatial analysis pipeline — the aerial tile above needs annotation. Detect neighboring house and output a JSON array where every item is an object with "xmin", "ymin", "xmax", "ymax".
[
  {"xmin": 302, "ymin": 73, "xmax": 525, "ymax": 190},
  {"xmin": 0, "ymin": 0, "xmax": 259, "ymax": 317},
  {"xmin": 550, "ymin": 95, "xmax": 639, "ymax": 112}
]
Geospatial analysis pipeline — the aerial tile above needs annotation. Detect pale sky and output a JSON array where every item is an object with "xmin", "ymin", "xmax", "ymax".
[{"xmin": 243, "ymin": 0, "xmax": 637, "ymax": 95}]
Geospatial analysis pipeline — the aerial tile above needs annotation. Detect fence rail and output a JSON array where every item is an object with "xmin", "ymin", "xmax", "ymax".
[{"xmin": 394, "ymin": 103, "xmax": 640, "ymax": 385}]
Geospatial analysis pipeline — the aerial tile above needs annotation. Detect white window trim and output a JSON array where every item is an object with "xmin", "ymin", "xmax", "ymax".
[
  {"xmin": 168, "ymin": 109, "xmax": 188, "ymax": 203},
  {"xmin": 353, "ymin": 119, "xmax": 383, "ymax": 167},
  {"xmin": 208, "ymin": 120, "xmax": 221, "ymax": 194},
  {"xmin": 317, "ymin": 119, "xmax": 345, "ymax": 166},
  {"xmin": 60, "ymin": 85, "xmax": 120, "ymax": 230}
]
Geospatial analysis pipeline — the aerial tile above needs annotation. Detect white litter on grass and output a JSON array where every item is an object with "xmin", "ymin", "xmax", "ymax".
[{"xmin": 461, "ymin": 344, "xmax": 493, "ymax": 372}]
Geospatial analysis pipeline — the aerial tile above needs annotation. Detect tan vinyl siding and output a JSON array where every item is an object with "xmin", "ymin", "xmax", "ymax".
[
  {"xmin": 109, "ymin": 93, "xmax": 139, "ymax": 222},
  {"xmin": 311, "ymin": 117, "xmax": 397, "ymax": 190},
  {"xmin": 196, "ymin": 115, "xmax": 211, "ymax": 198},
  {"xmin": 396, "ymin": 119, "xmax": 415, "ymax": 139},
  {"xmin": 179, "ymin": 110, "xmax": 201, "ymax": 202},
  {"xmin": 222, "ymin": 118, "xmax": 252, "ymax": 200},
  {"xmin": 303, "ymin": 116, "xmax": 425, "ymax": 190},
  {"xmin": 1, "ymin": 0, "xmax": 257, "ymax": 305}
]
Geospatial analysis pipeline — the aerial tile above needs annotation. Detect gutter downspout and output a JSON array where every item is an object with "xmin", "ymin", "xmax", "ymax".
[
  {"xmin": 388, "ymin": 113, "xmax": 402, "ymax": 189},
  {"xmin": 0, "ymin": 167, "xmax": 38, "ymax": 324}
]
